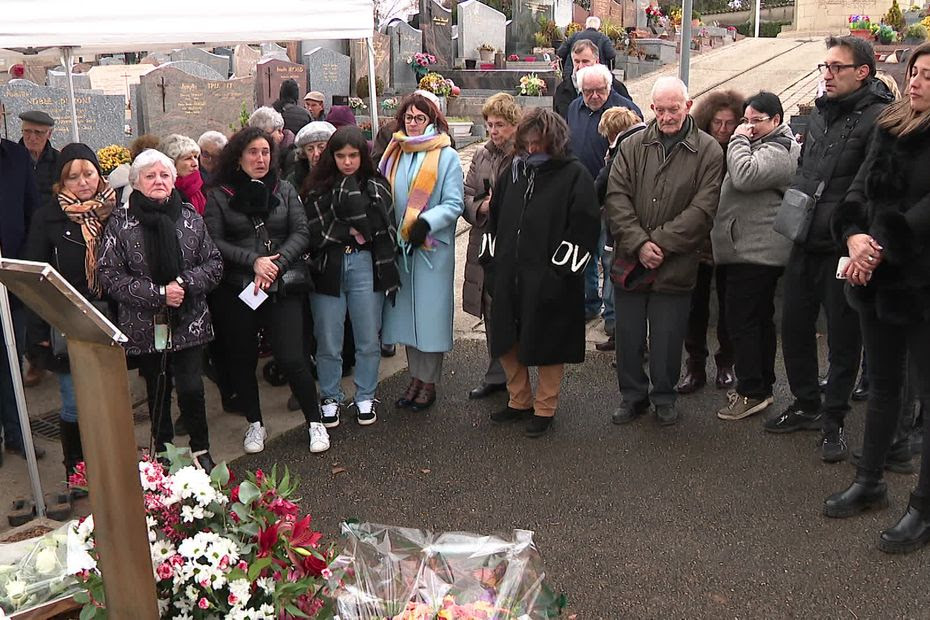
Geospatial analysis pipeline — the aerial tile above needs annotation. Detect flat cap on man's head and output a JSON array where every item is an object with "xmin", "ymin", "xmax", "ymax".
[
  {"xmin": 304, "ymin": 91, "xmax": 325, "ymax": 102},
  {"xmin": 19, "ymin": 110, "xmax": 55, "ymax": 126}
]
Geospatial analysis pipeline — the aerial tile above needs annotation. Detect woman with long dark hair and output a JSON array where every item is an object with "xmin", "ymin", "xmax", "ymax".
[
  {"xmin": 304, "ymin": 126, "xmax": 398, "ymax": 427},
  {"xmin": 204, "ymin": 127, "xmax": 326, "ymax": 454},
  {"xmin": 826, "ymin": 43, "xmax": 930, "ymax": 554}
]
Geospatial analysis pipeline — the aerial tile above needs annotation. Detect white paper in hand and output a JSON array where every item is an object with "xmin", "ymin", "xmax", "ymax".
[{"xmin": 239, "ymin": 283, "xmax": 268, "ymax": 310}]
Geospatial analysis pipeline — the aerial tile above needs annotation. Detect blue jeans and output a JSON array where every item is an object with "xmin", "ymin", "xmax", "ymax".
[
  {"xmin": 600, "ymin": 225, "xmax": 615, "ymax": 329},
  {"xmin": 310, "ymin": 251, "xmax": 384, "ymax": 403},
  {"xmin": 584, "ymin": 222, "xmax": 614, "ymax": 326},
  {"xmin": 0, "ymin": 306, "xmax": 26, "ymax": 450},
  {"xmin": 58, "ymin": 372, "xmax": 78, "ymax": 423}
]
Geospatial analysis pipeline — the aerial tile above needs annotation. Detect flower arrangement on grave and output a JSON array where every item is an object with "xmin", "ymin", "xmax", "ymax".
[
  {"xmin": 0, "ymin": 524, "xmax": 80, "ymax": 615},
  {"xmin": 381, "ymin": 97, "xmax": 399, "ymax": 111},
  {"xmin": 878, "ymin": 23, "xmax": 897, "ymax": 44},
  {"xmin": 68, "ymin": 449, "xmax": 337, "ymax": 619},
  {"xmin": 96, "ymin": 144, "xmax": 130, "ymax": 176},
  {"xmin": 348, "ymin": 97, "xmax": 367, "ymax": 112},
  {"xmin": 508, "ymin": 53, "xmax": 520, "ymax": 61},
  {"xmin": 848, "ymin": 14, "xmax": 872, "ymax": 30},
  {"xmin": 418, "ymin": 72, "xmax": 453, "ymax": 97},
  {"xmin": 645, "ymin": 4, "xmax": 663, "ymax": 27},
  {"xmin": 408, "ymin": 52, "xmax": 437, "ymax": 81},
  {"xmin": 564, "ymin": 21, "xmax": 583, "ymax": 38},
  {"xmin": 517, "ymin": 73, "xmax": 546, "ymax": 97}
]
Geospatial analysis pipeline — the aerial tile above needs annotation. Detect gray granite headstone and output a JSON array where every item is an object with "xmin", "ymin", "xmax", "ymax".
[
  {"xmin": 170, "ymin": 48, "xmax": 231, "ymax": 78},
  {"xmin": 421, "ymin": 0, "xmax": 454, "ymax": 68},
  {"xmin": 457, "ymin": 0, "xmax": 506, "ymax": 60},
  {"xmin": 140, "ymin": 52, "xmax": 171, "ymax": 66},
  {"xmin": 260, "ymin": 43, "xmax": 290, "ymax": 61},
  {"xmin": 254, "ymin": 58, "xmax": 306, "ymax": 107},
  {"xmin": 130, "ymin": 83, "xmax": 143, "ymax": 138},
  {"xmin": 213, "ymin": 47, "xmax": 235, "ymax": 77},
  {"xmin": 46, "ymin": 70, "xmax": 92, "ymax": 90},
  {"xmin": 98, "ymin": 57, "xmax": 124, "ymax": 66},
  {"xmin": 137, "ymin": 66, "xmax": 254, "ymax": 137},
  {"xmin": 233, "ymin": 44, "xmax": 262, "ymax": 78},
  {"xmin": 304, "ymin": 47, "xmax": 351, "ymax": 109},
  {"xmin": 510, "ymin": 0, "xmax": 554, "ymax": 53},
  {"xmin": 387, "ymin": 21, "xmax": 423, "ymax": 91},
  {"xmin": 0, "ymin": 79, "xmax": 125, "ymax": 150},
  {"xmin": 351, "ymin": 33, "xmax": 392, "ymax": 95},
  {"xmin": 159, "ymin": 61, "xmax": 225, "ymax": 81}
]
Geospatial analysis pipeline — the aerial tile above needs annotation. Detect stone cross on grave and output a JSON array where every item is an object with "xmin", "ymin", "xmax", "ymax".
[{"xmin": 158, "ymin": 76, "xmax": 168, "ymax": 112}]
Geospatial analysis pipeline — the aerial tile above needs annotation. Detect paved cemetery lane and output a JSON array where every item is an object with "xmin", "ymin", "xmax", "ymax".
[{"xmin": 241, "ymin": 339, "xmax": 930, "ymax": 618}]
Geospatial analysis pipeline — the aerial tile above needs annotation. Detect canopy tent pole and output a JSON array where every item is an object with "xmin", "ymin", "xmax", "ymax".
[
  {"xmin": 754, "ymin": 0, "xmax": 762, "ymax": 38},
  {"xmin": 366, "ymin": 37, "xmax": 380, "ymax": 134},
  {"xmin": 0, "ymin": 250, "xmax": 46, "ymax": 518},
  {"xmin": 678, "ymin": 0, "xmax": 694, "ymax": 86},
  {"xmin": 60, "ymin": 47, "xmax": 81, "ymax": 142}
]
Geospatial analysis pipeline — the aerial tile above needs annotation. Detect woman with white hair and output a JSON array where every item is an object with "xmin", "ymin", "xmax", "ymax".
[
  {"xmin": 289, "ymin": 120, "xmax": 336, "ymax": 194},
  {"xmin": 159, "ymin": 134, "xmax": 206, "ymax": 214},
  {"xmin": 197, "ymin": 130, "xmax": 228, "ymax": 187},
  {"xmin": 250, "ymin": 106, "xmax": 296, "ymax": 176},
  {"xmin": 98, "ymin": 149, "xmax": 223, "ymax": 471}
]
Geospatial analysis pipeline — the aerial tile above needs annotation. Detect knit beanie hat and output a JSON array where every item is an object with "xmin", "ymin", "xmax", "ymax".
[
  {"xmin": 325, "ymin": 106, "xmax": 357, "ymax": 129},
  {"xmin": 55, "ymin": 143, "xmax": 102, "ymax": 182},
  {"xmin": 295, "ymin": 121, "xmax": 337, "ymax": 147}
]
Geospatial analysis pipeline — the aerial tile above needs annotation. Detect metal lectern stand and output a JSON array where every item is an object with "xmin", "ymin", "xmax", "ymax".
[{"xmin": 0, "ymin": 259, "xmax": 158, "ymax": 619}]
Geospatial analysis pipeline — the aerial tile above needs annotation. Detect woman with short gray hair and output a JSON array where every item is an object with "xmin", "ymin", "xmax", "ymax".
[
  {"xmin": 98, "ymin": 149, "xmax": 223, "ymax": 471},
  {"xmin": 158, "ymin": 134, "xmax": 206, "ymax": 214}
]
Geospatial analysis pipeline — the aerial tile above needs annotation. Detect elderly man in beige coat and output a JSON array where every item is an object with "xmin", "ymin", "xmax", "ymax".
[{"xmin": 605, "ymin": 76, "xmax": 724, "ymax": 427}]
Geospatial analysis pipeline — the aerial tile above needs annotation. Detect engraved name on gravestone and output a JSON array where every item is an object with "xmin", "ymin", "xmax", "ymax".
[
  {"xmin": 304, "ymin": 47, "xmax": 351, "ymax": 109},
  {"xmin": 387, "ymin": 21, "xmax": 423, "ymax": 90},
  {"xmin": 255, "ymin": 58, "xmax": 307, "ymax": 107},
  {"xmin": 510, "ymin": 0, "xmax": 554, "ymax": 52},
  {"xmin": 170, "ymin": 48, "xmax": 231, "ymax": 78},
  {"xmin": 0, "ymin": 80, "xmax": 125, "ymax": 150},
  {"xmin": 420, "ymin": 0, "xmax": 455, "ymax": 67},
  {"xmin": 351, "ymin": 33, "xmax": 392, "ymax": 94},
  {"xmin": 457, "ymin": 0, "xmax": 506, "ymax": 60},
  {"xmin": 137, "ymin": 66, "xmax": 254, "ymax": 137}
]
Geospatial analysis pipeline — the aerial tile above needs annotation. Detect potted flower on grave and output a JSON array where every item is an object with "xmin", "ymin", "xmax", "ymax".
[
  {"xmin": 408, "ymin": 52, "xmax": 437, "ymax": 82},
  {"xmin": 877, "ymin": 24, "xmax": 897, "ymax": 45},
  {"xmin": 417, "ymin": 72, "xmax": 453, "ymax": 114},
  {"xmin": 645, "ymin": 4, "xmax": 664, "ymax": 29},
  {"xmin": 96, "ymin": 145, "xmax": 130, "ymax": 177},
  {"xmin": 446, "ymin": 116, "xmax": 474, "ymax": 138},
  {"xmin": 348, "ymin": 97, "xmax": 367, "ymax": 114},
  {"xmin": 848, "ymin": 15, "xmax": 875, "ymax": 40},
  {"xmin": 477, "ymin": 42, "xmax": 496, "ymax": 63}
]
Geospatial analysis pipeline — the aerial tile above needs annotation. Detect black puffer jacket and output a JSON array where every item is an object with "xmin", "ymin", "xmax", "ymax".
[
  {"xmin": 832, "ymin": 123, "xmax": 930, "ymax": 325},
  {"xmin": 19, "ymin": 139, "xmax": 59, "ymax": 209},
  {"xmin": 204, "ymin": 175, "xmax": 310, "ymax": 290},
  {"xmin": 790, "ymin": 78, "xmax": 892, "ymax": 253}
]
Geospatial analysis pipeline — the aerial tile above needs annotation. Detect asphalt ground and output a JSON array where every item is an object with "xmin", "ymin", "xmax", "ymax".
[{"xmin": 240, "ymin": 338, "xmax": 930, "ymax": 619}]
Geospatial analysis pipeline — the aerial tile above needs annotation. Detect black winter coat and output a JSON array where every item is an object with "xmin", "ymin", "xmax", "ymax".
[
  {"xmin": 480, "ymin": 156, "xmax": 600, "ymax": 366},
  {"xmin": 790, "ymin": 79, "xmax": 892, "ymax": 253},
  {"xmin": 557, "ymin": 29, "xmax": 616, "ymax": 74},
  {"xmin": 832, "ymin": 123, "xmax": 930, "ymax": 325},
  {"xmin": 275, "ymin": 100, "xmax": 312, "ymax": 135},
  {"xmin": 0, "ymin": 139, "xmax": 38, "ymax": 261},
  {"xmin": 20, "ymin": 139, "xmax": 59, "ymax": 210},
  {"xmin": 204, "ymin": 178, "xmax": 310, "ymax": 291}
]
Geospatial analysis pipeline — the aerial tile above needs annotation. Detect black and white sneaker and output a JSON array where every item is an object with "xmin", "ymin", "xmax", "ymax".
[
  {"xmin": 320, "ymin": 398, "xmax": 341, "ymax": 429},
  {"xmin": 355, "ymin": 399, "xmax": 378, "ymax": 426}
]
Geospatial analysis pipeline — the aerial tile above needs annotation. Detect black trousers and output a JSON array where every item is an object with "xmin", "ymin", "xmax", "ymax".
[
  {"xmin": 684, "ymin": 263, "xmax": 732, "ymax": 370},
  {"xmin": 781, "ymin": 247, "xmax": 861, "ymax": 427},
  {"xmin": 135, "ymin": 345, "xmax": 210, "ymax": 454},
  {"xmin": 857, "ymin": 305, "xmax": 930, "ymax": 499},
  {"xmin": 725, "ymin": 264, "xmax": 783, "ymax": 399},
  {"xmin": 211, "ymin": 283, "xmax": 320, "ymax": 425}
]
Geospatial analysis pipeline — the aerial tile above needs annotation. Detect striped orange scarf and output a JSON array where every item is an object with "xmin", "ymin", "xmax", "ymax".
[{"xmin": 57, "ymin": 187, "xmax": 116, "ymax": 295}]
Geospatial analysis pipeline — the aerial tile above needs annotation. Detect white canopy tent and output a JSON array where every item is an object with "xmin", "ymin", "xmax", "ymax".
[{"xmin": 1, "ymin": 0, "xmax": 377, "ymax": 518}]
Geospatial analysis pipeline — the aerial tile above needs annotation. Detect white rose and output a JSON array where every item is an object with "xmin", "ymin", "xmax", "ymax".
[
  {"xmin": 34, "ymin": 547, "xmax": 59, "ymax": 575},
  {"xmin": 4, "ymin": 579, "xmax": 27, "ymax": 601}
]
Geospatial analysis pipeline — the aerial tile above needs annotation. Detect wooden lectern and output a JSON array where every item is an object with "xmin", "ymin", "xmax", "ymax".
[{"xmin": 0, "ymin": 259, "xmax": 158, "ymax": 619}]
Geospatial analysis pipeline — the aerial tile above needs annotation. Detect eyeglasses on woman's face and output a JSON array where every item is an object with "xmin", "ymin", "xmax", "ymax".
[{"xmin": 404, "ymin": 113, "xmax": 429, "ymax": 124}]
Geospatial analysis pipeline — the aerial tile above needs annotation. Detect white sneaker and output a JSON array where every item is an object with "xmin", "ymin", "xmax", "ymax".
[
  {"xmin": 355, "ymin": 399, "xmax": 377, "ymax": 426},
  {"xmin": 243, "ymin": 422, "xmax": 267, "ymax": 454},
  {"xmin": 308, "ymin": 422, "xmax": 330, "ymax": 453}
]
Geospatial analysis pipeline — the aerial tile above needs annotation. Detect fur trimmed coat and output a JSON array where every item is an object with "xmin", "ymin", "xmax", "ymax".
[{"xmin": 832, "ymin": 123, "xmax": 930, "ymax": 325}]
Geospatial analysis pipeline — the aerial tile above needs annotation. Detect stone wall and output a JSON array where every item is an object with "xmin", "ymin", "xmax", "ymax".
[{"xmin": 788, "ymin": 0, "xmax": 890, "ymax": 34}]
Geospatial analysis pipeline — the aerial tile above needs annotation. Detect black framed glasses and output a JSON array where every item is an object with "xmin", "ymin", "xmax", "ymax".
[
  {"xmin": 404, "ymin": 114, "xmax": 429, "ymax": 124},
  {"xmin": 817, "ymin": 63, "xmax": 857, "ymax": 75}
]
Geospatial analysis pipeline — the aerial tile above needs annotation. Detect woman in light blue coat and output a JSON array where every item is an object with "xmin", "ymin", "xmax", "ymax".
[{"xmin": 379, "ymin": 91, "xmax": 464, "ymax": 411}]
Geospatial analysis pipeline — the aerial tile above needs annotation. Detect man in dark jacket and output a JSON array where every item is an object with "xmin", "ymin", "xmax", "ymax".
[
  {"xmin": 567, "ymin": 63, "xmax": 640, "ymax": 326},
  {"xmin": 554, "ymin": 39, "xmax": 633, "ymax": 119},
  {"xmin": 18, "ymin": 111, "xmax": 59, "ymax": 210},
  {"xmin": 272, "ymin": 79, "xmax": 312, "ymax": 135},
  {"xmin": 765, "ymin": 36, "xmax": 893, "ymax": 464},
  {"xmin": 557, "ymin": 16, "xmax": 616, "ymax": 76},
  {"xmin": 605, "ymin": 76, "xmax": 724, "ymax": 427},
  {"xmin": 0, "ymin": 137, "xmax": 42, "ymax": 463}
]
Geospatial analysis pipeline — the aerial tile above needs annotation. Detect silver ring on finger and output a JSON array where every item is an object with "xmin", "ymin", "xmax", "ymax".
[{"xmin": 867, "ymin": 256, "xmax": 874, "ymax": 262}]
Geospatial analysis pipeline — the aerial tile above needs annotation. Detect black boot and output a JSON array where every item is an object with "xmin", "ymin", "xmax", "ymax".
[
  {"xmin": 851, "ymin": 435, "xmax": 915, "ymax": 474},
  {"xmin": 59, "ymin": 419, "xmax": 88, "ymax": 499},
  {"xmin": 878, "ymin": 493, "xmax": 930, "ymax": 554},
  {"xmin": 824, "ymin": 475, "xmax": 888, "ymax": 518}
]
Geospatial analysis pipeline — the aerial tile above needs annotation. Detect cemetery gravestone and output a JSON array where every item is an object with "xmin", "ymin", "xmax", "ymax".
[
  {"xmin": 510, "ymin": 0, "xmax": 554, "ymax": 53},
  {"xmin": 233, "ymin": 44, "xmax": 262, "ymax": 78},
  {"xmin": 388, "ymin": 21, "xmax": 423, "ymax": 90},
  {"xmin": 170, "ymin": 48, "xmax": 231, "ymax": 78},
  {"xmin": 261, "ymin": 43, "xmax": 290, "ymax": 61},
  {"xmin": 457, "ymin": 0, "xmax": 507, "ymax": 61},
  {"xmin": 351, "ymin": 33, "xmax": 392, "ymax": 95},
  {"xmin": 87, "ymin": 64, "xmax": 155, "ymax": 102},
  {"xmin": 255, "ymin": 58, "xmax": 307, "ymax": 107},
  {"xmin": 421, "ymin": 0, "xmax": 455, "ymax": 67},
  {"xmin": 304, "ymin": 47, "xmax": 351, "ymax": 109},
  {"xmin": 159, "ymin": 61, "xmax": 225, "ymax": 81},
  {"xmin": 98, "ymin": 57, "xmax": 125, "ymax": 66},
  {"xmin": 213, "ymin": 47, "xmax": 235, "ymax": 77},
  {"xmin": 136, "ymin": 66, "xmax": 254, "ymax": 138},
  {"xmin": 0, "ymin": 79, "xmax": 125, "ymax": 150},
  {"xmin": 46, "ymin": 70, "xmax": 92, "ymax": 91}
]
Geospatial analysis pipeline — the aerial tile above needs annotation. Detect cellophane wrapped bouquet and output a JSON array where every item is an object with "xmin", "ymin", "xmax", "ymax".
[{"xmin": 327, "ymin": 523, "xmax": 563, "ymax": 619}]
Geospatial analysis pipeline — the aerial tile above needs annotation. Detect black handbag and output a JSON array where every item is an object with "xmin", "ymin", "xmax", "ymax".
[{"xmin": 251, "ymin": 216, "xmax": 310, "ymax": 295}]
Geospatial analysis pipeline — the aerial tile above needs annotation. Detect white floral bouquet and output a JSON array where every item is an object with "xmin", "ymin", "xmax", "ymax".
[
  {"xmin": 68, "ymin": 447, "xmax": 335, "ymax": 619},
  {"xmin": 0, "ymin": 523, "xmax": 80, "ymax": 615}
]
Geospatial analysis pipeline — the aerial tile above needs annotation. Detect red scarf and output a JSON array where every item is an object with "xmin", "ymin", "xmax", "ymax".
[{"xmin": 175, "ymin": 171, "xmax": 206, "ymax": 214}]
